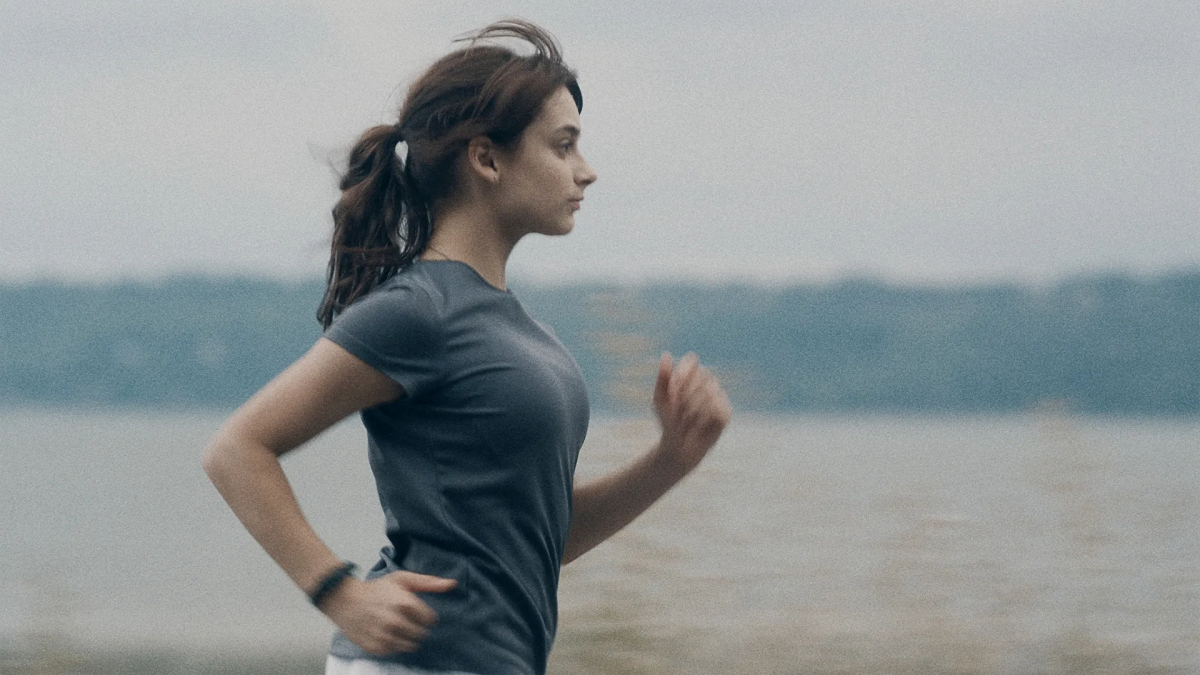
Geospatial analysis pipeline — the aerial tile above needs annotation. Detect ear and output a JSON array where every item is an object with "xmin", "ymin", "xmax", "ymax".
[{"xmin": 465, "ymin": 136, "xmax": 501, "ymax": 185}]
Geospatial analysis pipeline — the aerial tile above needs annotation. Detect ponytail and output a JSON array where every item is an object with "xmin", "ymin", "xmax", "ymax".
[{"xmin": 317, "ymin": 124, "xmax": 431, "ymax": 329}]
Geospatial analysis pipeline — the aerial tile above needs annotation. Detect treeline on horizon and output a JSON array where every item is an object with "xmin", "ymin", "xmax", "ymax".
[{"xmin": 0, "ymin": 271, "xmax": 1197, "ymax": 415}]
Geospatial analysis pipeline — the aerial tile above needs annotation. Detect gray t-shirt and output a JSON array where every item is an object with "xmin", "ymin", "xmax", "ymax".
[{"xmin": 322, "ymin": 260, "xmax": 590, "ymax": 675}]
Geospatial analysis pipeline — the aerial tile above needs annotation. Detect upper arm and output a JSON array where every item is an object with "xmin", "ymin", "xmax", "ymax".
[{"xmin": 217, "ymin": 337, "xmax": 404, "ymax": 457}]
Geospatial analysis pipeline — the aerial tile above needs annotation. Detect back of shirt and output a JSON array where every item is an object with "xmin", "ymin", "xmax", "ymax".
[{"xmin": 322, "ymin": 260, "xmax": 590, "ymax": 675}]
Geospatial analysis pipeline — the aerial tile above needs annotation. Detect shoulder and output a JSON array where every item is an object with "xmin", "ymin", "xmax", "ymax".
[
  {"xmin": 372, "ymin": 267, "xmax": 442, "ymax": 308},
  {"xmin": 321, "ymin": 265, "xmax": 455, "ymax": 396},
  {"xmin": 325, "ymin": 266, "xmax": 445, "ymax": 352}
]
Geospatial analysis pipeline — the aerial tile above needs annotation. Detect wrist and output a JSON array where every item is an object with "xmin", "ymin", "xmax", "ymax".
[
  {"xmin": 651, "ymin": 436, "xmax": 698, "ymax": 478},
  {"xmin": 308, "ymin": 561, "xmax": 358, "ymax": 610}
]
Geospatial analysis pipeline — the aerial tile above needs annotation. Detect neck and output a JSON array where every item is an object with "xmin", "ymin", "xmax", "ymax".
[{"xmin": 424, "ymin": 200, "xmax": 519, "ymax": 291}]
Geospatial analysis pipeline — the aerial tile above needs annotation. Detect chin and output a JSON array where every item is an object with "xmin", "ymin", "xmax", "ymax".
[{"xmin": 540, "ymin": 218, "xmax": 575, "ymax": 236}]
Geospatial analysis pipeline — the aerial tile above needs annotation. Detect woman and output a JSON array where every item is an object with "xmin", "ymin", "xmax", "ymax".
[{"xmin": 202, "ymin": 19, "xmax": 731, "ymax": 675}]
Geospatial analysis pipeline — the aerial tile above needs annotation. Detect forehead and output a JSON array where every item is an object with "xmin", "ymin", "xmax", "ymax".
[{"xmin": 528, "ymin": 87, "xmax": 581, "ymax": 135}]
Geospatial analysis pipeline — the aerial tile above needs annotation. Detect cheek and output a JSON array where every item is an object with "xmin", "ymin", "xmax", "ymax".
[
  {"xmin": 503, "ymin": 153, "xmax": 570, "ymax": 216},
  {"xmin": 522, "ymin": 162, "xmax": 565, "ymax": 202},
  {"xmin": 530, "ymin": 157, "xmax": 563, "ymax": 185}
]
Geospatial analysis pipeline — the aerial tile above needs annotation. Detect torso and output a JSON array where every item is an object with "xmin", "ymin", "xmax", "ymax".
[{"xmin": 322, "ymin": 260, "xmax": 589, "ymax": 675}]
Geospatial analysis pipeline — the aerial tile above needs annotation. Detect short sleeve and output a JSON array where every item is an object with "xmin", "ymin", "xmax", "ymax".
[{"xmin": 323, "ymin": 281, "xmax": 444, "ymax": 399}]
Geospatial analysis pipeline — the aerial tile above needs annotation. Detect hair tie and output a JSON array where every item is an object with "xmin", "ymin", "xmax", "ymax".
[{"xmin": 392, "ymin": 125, "xmax": 409, "ymax": 163}]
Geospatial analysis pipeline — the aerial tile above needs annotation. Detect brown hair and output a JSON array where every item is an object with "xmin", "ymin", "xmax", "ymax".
[{"xmin": 317, "ymin": 19, "xmax": 583, "ymax": 327}]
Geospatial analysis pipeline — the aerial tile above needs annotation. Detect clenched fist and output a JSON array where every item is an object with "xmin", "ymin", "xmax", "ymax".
[{"xmin": 652, "ymin": 351, "xmax": 732, "ymax": 472}]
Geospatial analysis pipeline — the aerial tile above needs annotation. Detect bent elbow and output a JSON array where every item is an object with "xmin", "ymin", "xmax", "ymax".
[
  {"xmin": 201, "ymin": 435, "xmax": 236, "ymax": 484},
  {"xmin": 201, "ymin": 442, "xmax": 222, "ymax": 481}
]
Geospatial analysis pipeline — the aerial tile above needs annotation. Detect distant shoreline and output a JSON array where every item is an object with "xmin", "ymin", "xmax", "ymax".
[{"xmin": 2, "ymin": 271, "xmax": 1197, "ymax": 415}]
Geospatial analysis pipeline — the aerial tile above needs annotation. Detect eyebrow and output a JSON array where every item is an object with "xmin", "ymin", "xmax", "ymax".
[{"xmin": 555, "ymin": 124, "xmax": 581, "ymax": 139}]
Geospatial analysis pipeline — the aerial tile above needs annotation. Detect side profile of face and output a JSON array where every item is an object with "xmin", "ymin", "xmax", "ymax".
[{"xmin": 491, "ymin": 86, "xmax": 598, "ymax": 238}]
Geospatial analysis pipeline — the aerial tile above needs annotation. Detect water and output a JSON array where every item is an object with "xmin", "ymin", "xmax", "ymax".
[{"xmin": 1, "ymin": 409, "xmax": 1196, "ymax": 674}]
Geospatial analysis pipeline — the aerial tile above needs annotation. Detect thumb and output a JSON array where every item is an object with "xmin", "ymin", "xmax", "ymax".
[
  {"xmin": 653, "ymin": 352, "xmax": 673, "ymax": 409},
  {"xmin": 391, "ymin": 571, "xmax": 458, "ymax": 593}
]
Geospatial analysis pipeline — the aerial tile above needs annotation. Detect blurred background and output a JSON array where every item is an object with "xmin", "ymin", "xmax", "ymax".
[{"xmin": 1, "ymin": 1, "xmax": 1197, "ymax": 673}]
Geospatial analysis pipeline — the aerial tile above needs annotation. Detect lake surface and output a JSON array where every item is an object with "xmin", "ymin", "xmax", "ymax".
[{"xmin": 1, "ymin": 410, "xmax": 1196, "ymax": 674}]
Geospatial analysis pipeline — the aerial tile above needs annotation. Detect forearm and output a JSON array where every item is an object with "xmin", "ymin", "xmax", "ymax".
[
  {"xmin": 562, "ymin": 442, "xmax": 692, "ymax": 565},
  {"xmin": 202, "ymin": 436, "xmax": 342, "ymax": 595}
]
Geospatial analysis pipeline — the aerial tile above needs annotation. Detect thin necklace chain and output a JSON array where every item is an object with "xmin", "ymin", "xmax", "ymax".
[{"xmin": 423, "ymin": 244, "xmax": 452, "ymax": 261}]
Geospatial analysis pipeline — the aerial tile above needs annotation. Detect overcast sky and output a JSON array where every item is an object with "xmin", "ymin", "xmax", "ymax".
[{"xmin": 1, "ymin": 1, "xmax": 1197, "ymax": 285}]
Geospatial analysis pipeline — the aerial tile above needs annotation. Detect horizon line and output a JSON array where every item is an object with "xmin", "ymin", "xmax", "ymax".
[{"xmin": 1, "ymin": 265, "xmax": 1198, "ymax": 291}]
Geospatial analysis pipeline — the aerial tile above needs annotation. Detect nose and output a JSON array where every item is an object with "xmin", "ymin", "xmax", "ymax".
[{"xmin": 577, "ymin": 157, "xmax": 597, "ymax": 187}]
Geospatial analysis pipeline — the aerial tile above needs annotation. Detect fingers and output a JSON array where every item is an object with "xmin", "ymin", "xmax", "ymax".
[
  {"xmin": 664, "ymin": 352, "xmax": 707, "ymax": 406},
  {"xmin": 393, "ymin": 595, "xmax": 438, "ymax": 631},
  {"xmin": 657, "ymin": 352, "xmax": 731, "ymax": 436},
  {"xmin": 335, "ymin": 571, "xmax": 461, "ymax": 657},
  {"xmin": 365, "ymin": 621, "xmax": 423, "ymax": 655},
  {"xmin": 684, "ymin": 374, "xmax": 724, "ymax": 431},
  {"xmin": 392, "ymin": 570, "xmax": 457, "ymax": 593},
  {"xmin": 651, "ymin": 351, "xmax": 730, "ymax": 471},
  {"xmin": 653, "ymin": 352, "xmax": 673, "ymax": 410},
  {"xmin": 699, "ymin": 375, "xmax": 733, "ymax": 433},
  {"xmin": 386, "ymin": 572, "xmax": 455, "ymax": 628},
  {"xmin": 670, "ymin": 352, "xmax": 699, "ymax": 395},
  {"xmin": 382, "ymin": 608, "xmax": 429, "ymax": 645},
  {"xmin": 683, "ymin": 363, "xmax": 710, "ymax": 404}
]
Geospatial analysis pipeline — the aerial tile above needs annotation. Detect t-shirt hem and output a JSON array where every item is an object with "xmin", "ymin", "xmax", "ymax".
[{"xmin": 327, "ymin": 641, "xmax": 535, "ymax": 675}]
